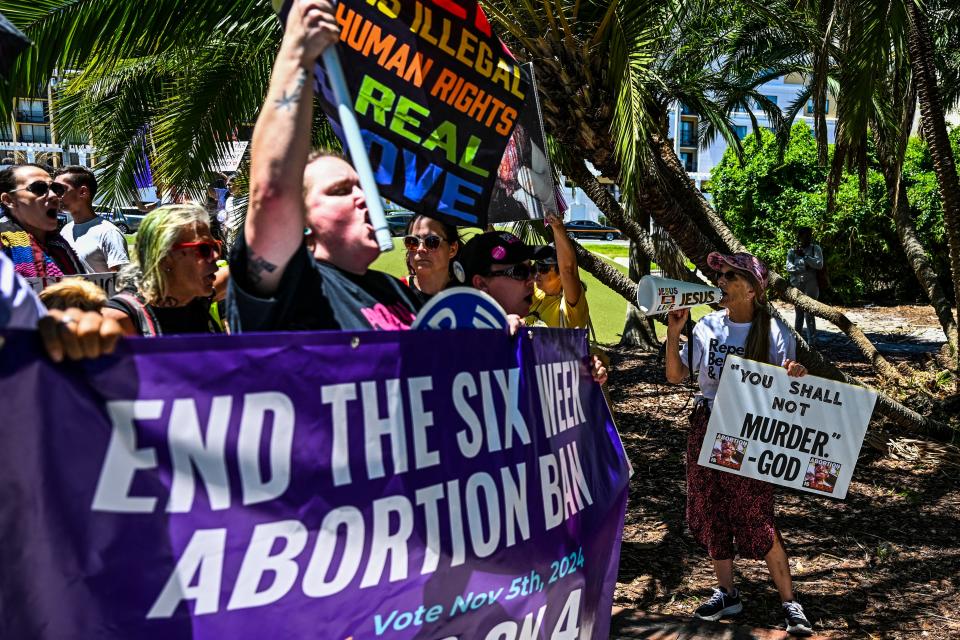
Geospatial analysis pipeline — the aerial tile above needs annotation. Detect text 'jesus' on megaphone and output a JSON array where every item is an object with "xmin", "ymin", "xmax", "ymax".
[{"xmin": 636, "ymin": 275, "xmax": 722, "ymax": 316}]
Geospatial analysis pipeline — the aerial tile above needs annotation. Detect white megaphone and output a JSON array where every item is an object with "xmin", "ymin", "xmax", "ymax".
[{"xmin": 636, "ymin": 275, "xmax": 722, "ymax": 316}]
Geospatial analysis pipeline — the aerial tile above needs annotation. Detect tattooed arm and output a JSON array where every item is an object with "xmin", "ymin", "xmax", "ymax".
[{"xmin": 245, "ymin": 0, "xmax": 339, "ymax": 295}]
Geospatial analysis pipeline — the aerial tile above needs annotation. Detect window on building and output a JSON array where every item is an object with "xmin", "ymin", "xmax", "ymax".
[
  {"xmin": 734, "ymin": 125, "xmax": 748, "ymax": 140},
  {"xmin": 0, "ymin": 123, "xmax": 13, "ymax": 143},
  {"xmin": 15, "ymin": 99, "xmax": 49, "ymax": 124},
  {"xmin": 680, "ymin": 103, "xmax": 695, "ymax": 116},
  {"xmin": 680, "ymin": 120, "xmax": 696, "ymax": 147},
  {"xmin": 754, "ymin": 95, "xmax": 778, "ymax": 109},
  {"xmin": 806, "ymin": 99, "xmax": 829, "ymax": 115},
  {"xmin": 18, "ymin": 124, "xmax": 52, "ymax": 144},
  {"xmin": 679, "ymin": 151, "xmax": 697, "ymax": 172}
]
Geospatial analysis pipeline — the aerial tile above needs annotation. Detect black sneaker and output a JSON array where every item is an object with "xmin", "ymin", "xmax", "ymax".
[
  {"xmin": 694, "ymin": 587, "xmax": 743, "ymax": 621},
  {"xmin": 783, "ymin": 600, "xmax": 813, "ymax": 636}
]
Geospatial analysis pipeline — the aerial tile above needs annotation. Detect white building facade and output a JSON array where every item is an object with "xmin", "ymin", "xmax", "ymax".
[
  {"xmin": 560, "ymin": 73, "xmax": 837, "ymax": 219},
  {"xmin": 666, "ymin": 72, "xmax": 838, "ymax": 193}
]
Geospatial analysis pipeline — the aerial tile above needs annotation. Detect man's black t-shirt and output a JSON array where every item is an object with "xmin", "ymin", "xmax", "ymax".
[{"xmin": 228, "ymin": 235, "xmax": 424, "ymax": 332}]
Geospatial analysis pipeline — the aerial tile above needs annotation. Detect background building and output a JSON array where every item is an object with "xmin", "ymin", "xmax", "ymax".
[
  {"xmin": 1, "ymin": 78, "xmax": 95, "ymax": 168},
  {"xmin": 666, "ymin": 72, "xmax": 838, "ymax": 195}
]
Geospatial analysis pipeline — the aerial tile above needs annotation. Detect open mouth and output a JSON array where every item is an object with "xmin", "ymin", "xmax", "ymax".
[{"xmin": 46, "ymin": 209, "xmax": 59, "ymax": 220}]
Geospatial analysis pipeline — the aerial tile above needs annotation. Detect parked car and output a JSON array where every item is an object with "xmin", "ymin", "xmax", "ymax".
[
  {"xmin": 386, "ymin": 212, "xmax": 414, "ymax": 237},
  {"xmin": 95, "ymin": 206, "xmax": 144, "ymax": 234},
  {"xmin": 565, "ymin": 219, "xmax": 622, "ymax": 241},
  {"xmin": 118, "ymin": 207, "xmax": 147, "ymax": 233}
]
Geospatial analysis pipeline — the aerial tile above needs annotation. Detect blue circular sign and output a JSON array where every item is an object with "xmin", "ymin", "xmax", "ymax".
[{"xmin": 412, "ymin": 288, "xmax": 509, "ymax": 330}]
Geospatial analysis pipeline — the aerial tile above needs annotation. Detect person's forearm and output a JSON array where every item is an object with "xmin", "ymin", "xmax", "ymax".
[
  {"xmin": 244, "ymin": 38, "xmax": 318, "ymax": 294},
  {"xmin": 665, "ymin": 333, "xmax": 689, "ymax": 383},
  {"xmin": 804, "ymin": 246, "xmax": 824, "ymax": 270},
  {"xmin": 248, "ymin": 51, "xmax": 314, "ymax": 225},
  {"xmin": 551, "ymin": 219, "xmax": 583, "ymax": 304}
]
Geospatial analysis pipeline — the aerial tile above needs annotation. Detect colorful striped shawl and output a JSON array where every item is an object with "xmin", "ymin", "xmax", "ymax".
[{"xmin": 0, "ymin": 215, "xmax": 84, "ymax": 278}]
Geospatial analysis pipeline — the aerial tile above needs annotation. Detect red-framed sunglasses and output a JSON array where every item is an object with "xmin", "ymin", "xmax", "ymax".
[{"xmin": 172, "ymin": 240, "xmax": 222, "ymax": 259}]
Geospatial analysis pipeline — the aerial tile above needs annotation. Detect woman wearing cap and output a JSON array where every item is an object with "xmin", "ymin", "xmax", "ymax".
[
  {"xmin": 665, "ymin": 252, "xmax": 813, "ymax": 637},
  {"xmin": 402, "ymin": 215, "xmax": 461, "ymax": 296},
  {"xmin": 103, "ymin": 204, "xmax": 227, "ymax": 336}
]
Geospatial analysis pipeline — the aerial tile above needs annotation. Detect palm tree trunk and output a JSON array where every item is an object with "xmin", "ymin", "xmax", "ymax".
[
  {"xmin": 571, "ymin": 241, "xmax": 637, "ymax": 303},
  {"xmin": 621, "ymin": 239, "xmax": 659, "ymax": 350},
  {"xmin": 887, "ymin": 168, "xmax": 958, "ymax": 355},
  {"xmin": 906, "ymin": 2, "xmax": 960, "ymax": 373},
  {"xmin": 872, "ymin": 76, "xmax": 958, "ymax": 362}
]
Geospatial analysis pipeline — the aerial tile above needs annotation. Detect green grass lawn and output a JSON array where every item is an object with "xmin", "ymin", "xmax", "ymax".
[{"xmin": 371, "ymin": 240, "xmax": 709, "ymax": 345}]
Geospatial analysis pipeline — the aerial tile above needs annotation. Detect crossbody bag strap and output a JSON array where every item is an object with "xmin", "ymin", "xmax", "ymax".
[{"xmin": 113, "ymin": 293, "xmax": 161, "ymax": 337}]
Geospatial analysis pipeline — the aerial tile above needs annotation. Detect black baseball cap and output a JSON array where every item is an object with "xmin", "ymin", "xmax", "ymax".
[{"xmin": 456, "ymin": 231, "xmax": 552, "ymax": 282}]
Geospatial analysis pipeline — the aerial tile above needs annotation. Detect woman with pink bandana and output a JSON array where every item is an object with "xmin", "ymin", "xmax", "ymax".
[{"xmin": 664, "ymin": 252, "xmax": 814, "ymax": 637}]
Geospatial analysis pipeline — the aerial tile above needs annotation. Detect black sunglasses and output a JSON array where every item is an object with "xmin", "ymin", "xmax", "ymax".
[
  {"xmin": 485, "ymin": 262, "xmax": 533, "ymax": 281},
  {"xmin": 534, "ymin": 261, "xmax": 556, "ymax": 274},
  {"xmin": 403, "ymin": 234, "xmax": 444, "ymax": 251},
  {"xmin": 10, "ymin": 180, "xmax": 66, "ymax": 198},
  {"xmin": 716, "ymin": 270, "xmax": 740, "ymax": 281}
]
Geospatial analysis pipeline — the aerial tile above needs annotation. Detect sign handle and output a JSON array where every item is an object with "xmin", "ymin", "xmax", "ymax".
[{"xmin": 320, "ymin": 46, "xmax": 394, "ymax": 253}]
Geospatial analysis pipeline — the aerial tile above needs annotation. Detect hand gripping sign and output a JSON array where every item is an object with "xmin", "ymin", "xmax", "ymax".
[
  {"xmin": 277, "ymin": 0, "xmax": 529, "ymax": 231},
  {"xmin": 636, "ymin": 275, "xmax": 721, "ymax": 316},
  {"xmin": 698, "ymin": 355, "xmax": 877, "ymax": 498},
  {"xmin": 0, "ymin": 328, "xmax": 630, "ymax": 639}
]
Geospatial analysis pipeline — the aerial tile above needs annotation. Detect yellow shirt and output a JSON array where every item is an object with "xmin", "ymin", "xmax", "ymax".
[{"xmin": 525, "ymin": 285, "xmax": 591, "ymax": 329}]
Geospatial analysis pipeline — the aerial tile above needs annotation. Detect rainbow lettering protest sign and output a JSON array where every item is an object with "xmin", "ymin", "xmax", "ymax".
[
  {"xmin": 281, "ymin": 0, "xmax": 528, "ymax": 227},
  {"xmin": 699, "ymin": 355, "xmax": 877, "ymax": 498},
  {"xmin": 0, "ymin": 328, "xmax": 629, "ymax": 638}
]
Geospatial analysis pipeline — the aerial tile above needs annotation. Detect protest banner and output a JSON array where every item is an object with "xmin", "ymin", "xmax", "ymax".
[
  {"xmin": 0, "ymin": 328, "xmax": 630, "ymax": 639},
  {"xmin": 487, "ymin": 63, "xmax": 561, "ymax": 223},
  {"xmin": 280, "ymin": 0, "xmax": 528, "ymax": 228},
  {"xmin": 698, "ymin": 355, "xmax": 877, "ymax": 499},
  {"xmin": 25, "ymin": 271, "xmax": 118, "ymax": 297}
]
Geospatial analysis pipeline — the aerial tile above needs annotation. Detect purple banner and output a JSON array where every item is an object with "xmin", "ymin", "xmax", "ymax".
[{"xmin": 0, "ymin": 328, "xmax": 629, "ymax": 639}]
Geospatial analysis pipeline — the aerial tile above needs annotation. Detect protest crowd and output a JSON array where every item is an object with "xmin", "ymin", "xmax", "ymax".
[{"xmin": 0, "ymin": 1, "xmax": 865, "ymax": 638}]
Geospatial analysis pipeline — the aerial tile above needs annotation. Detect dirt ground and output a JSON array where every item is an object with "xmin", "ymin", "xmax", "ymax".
[{"xmin": 606, "ymin": 304, "xmax": 960, "ymax": 638}]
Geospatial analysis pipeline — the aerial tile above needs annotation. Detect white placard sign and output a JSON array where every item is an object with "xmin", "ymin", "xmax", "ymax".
[
  {"xmin": 26, "ymin": 272, "xmax": 119, "ymax": 298},
  {"xmin": 214, "ymin": 141, "xmax": 249, "ymax": 173},
  {"xmin": 698, "ymin": 355, "xmax": 878, "ymax": 499}
]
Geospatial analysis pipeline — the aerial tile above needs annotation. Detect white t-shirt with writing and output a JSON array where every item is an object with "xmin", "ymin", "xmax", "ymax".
[
  {"xmin": 62, "ymin": 217, "xmax": 130, "ymax": 273},
  {"xmin": 680, "ymin": 309, "xmax": 796, "ymax": 404}
]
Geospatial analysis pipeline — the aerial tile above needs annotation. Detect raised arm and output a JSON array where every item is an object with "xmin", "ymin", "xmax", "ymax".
[
  {"xmin": 244, "ymin": 0, "xmax": 339, "ymax": 295},
  {"xmin": 665, "ymin": 308, "xmax": 691, "ymax": 383},
  {"xmin": 546, "ymin": 214, "xmax": 584, "ymax": 307}
]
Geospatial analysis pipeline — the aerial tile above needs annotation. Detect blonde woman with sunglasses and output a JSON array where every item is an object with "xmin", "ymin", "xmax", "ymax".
[{"xmin": 103, "ymin": 204, "xmax": 228, "ymax": 336}]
